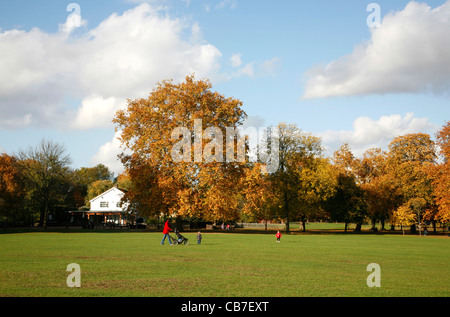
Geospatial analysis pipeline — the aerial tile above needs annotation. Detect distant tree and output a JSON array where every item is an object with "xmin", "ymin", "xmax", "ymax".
[
  {"xmin": 72, "ymin": 164, "xmax": 114, "ymax": 207},
  {"xmin": 116, "ymin": 172, "xmax": 133, "ymax": 191},
  {"xmin": 324, "ymin": 172, "xmax": 367, "ymax": 232},
  {"xmin": 267, "ymin": 122, "xmax": 325, "ymax": 232},
  {"xmin": 0, "ymin": 154, "xmax": 27, "ymax": 224},
  {"xmin": 393, "ymin": 203, "xmax": 417, "ymax": 235},
  {"xmin": 427, "ymin": 121, "xmax": 450, "ymax": 228},
  {"xmin": 326, "ymin": 144, "xmax": 368, "ymax": 232},
  {"xmin": 387, "ymin": 133, "xmax": 437, "ymax": 233},
  {"xmin": 356, "ymin": 148, "xmax": 401, "ymax": 230},
  {"xmin": 15, "ymin": 140, "xmax": 72, "ymax": 229},
  {"xmin": 241, "ymin": 163, "xmax": 277, "ymax": 229},
  {"xmin": 295, "ymin": 157, "xmax": 337, "ymax": 231},
  {"xmin": 86, "ymin": 180, "xmax": 115, "ymax": 206}
]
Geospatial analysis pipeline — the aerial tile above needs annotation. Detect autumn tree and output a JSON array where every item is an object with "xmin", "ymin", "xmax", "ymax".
[
  {"xmin": 240, "ymin": 163, "xmax": 277, "ymax": 229},
  {"xmin": 72, "ymin": 164, "xmax": 114, "ymax": 208},
  {"xmin": 387, "ymin": 133, "xmax": 437, "ymax": 234},
  {"xmin": 263, "ymin": 122, "xmax": 327, "ymax": 232},
  {"xmin": 427, "ymin": 121, "xmax": 450, "ymax": 230},
  {"xmin": 114, "ymin": 75, "xmax": 247, "ymax": 223},
  {"xmin": 393, "ymin": 203, "xmax": 417, "ymax": 235},
  {"xmin": 15, "ymin": 140, "xmax": 72, "ymax": 229},
  {"xmin": 0, "ymin": 154, "xmax": 27, "ymax": 224},
  {"xmin": 325, "ymin": 144, "xmax": 368, "ymax": 232},
  {"xmin": 355, "ymin": 148, "xmax": 402, "ymax": 231},
  {"xmin": 86, "ymin": 180, "xmax": 115, "ymax": 206},
  {"xmin": 294, "ymin": 157, "xmax": 337, "ymax": 231}
]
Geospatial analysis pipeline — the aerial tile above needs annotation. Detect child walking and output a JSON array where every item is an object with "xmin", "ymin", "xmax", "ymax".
[
  {"xmin": 276, "ymin": 231, "xmax": 281, "ymax": 243},
  {"xmin": 197, "ymin": 231, "xmax": 202, "ymax": 244}
]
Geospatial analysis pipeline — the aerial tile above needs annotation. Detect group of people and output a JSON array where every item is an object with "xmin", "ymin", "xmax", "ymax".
[
  {"xmin": 161, "ymin": 220, "xmax": 202, "ymax": 245},
  {"xmin": 161, "ymin": 220, "xmax": 283, "ymax": 245}
]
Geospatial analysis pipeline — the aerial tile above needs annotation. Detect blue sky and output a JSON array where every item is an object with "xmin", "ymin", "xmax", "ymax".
[{"xmin": 0, "ymin": 0, "xmax": 449, "ymax": 174}]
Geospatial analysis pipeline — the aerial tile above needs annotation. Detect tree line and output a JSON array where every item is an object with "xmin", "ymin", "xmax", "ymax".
[
  {"xmin": 0, "ymin": 141, "xmax": 127, "ymax": 228},
  {"xmin": 1, "ymin": 75, "xmax": 449, "ymax": 233},
  {"xmin": 114, "ymin": 75, "xmax": 450, "ymax": 234}
]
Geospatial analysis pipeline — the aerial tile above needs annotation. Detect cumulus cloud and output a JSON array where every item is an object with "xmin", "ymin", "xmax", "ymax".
[
  {"xmin": 70, "ymin": 96, "xmax": 124, "ymax": 130},
  {"xmin": 303, "ymin": 1, "xmax": 450, "ymax": 99},
  {"xmin": 318, "ymin": 113, "xmax": 438, "ymax": 157},
  {"xmin": 0, "ymin": 3, "xmax": 222, "ymax": 130},
  {"xmin": 91, "ymin": 130, "xmax": 126, "ymax": 176}
]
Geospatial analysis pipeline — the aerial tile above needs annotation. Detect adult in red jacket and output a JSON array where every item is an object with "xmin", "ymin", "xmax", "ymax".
[{"xmin": 161, "ymin": 220, "xmax": 173, "ymax": 245}]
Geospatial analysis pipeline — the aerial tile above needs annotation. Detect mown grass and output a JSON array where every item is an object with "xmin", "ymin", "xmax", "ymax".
[{"xmin": 0, "ymin": 232, "xmax": 448, "ymax": 297}]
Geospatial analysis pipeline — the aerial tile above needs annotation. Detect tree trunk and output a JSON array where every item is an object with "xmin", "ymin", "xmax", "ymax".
[
  {"xmin": 302, "ymin": 220, "xmax": 306, "ymax": 232},
  {"xmin": 344, "ymin": 221, "xmax": 348, "ymax": 233},
  {"xmin": 354, "ymin": 222, "xmax": 362, "ymax": 232},
  {"xmin": 175, "ymin": 216, "xmax": 183, "ymax": 232},
  {"xmin": 371, "ymin": 218, "xmax": 376, "ymax": 231},
  {"xmin": 43, "ymin": 198, "xmax": 48, "ymax": 231},
  {"xmin": 284, "ymin": 193, "xmax": 290, "ymax": 233}
]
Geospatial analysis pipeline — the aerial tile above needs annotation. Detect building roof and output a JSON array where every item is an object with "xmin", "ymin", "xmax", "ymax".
[{"xmin": 89, "ymin": 186, "xmax": 127, "ymax": 203}]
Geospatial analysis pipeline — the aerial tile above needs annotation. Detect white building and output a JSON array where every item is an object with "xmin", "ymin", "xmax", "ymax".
[
  {"xmin": 88, "ymin": 186, "xmax": 130, "ymax": 225},
  {"xmin": 69, "ymin": 186, "xmax": 133, "ymax": 228},
  {"xmin": 70, "ymin": 187, "xmax": 129, "ymax": 226},
  {"xmin": 90, "ymin": 187, "xmax": 128, "ymax": 212}
]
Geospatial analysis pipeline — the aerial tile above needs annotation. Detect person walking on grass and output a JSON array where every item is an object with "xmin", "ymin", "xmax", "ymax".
[
  {"xmin": 161, "ymin": 220, "xmax": 173, "ymax": 245},
  {"xmin": 197, "ymin": 231, "xmax": 202, "ymax": 244},
  {"xmin": 276, "ymin": 231, "xmax": 281, "ymax": 243}
]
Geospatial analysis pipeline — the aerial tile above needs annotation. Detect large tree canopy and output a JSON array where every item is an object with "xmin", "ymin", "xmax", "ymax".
[{"xmin": 114, "ymin": 75, "xmax": 248, "ymax": 221}]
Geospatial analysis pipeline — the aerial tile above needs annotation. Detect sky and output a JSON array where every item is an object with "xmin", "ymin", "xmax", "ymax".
[{"xmin": 0, "ymin": 0, "xmax": 449, "ymax": 175}]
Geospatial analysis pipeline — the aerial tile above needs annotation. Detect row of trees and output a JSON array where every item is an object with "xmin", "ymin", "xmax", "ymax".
[
  {"xmin": 0, "ymin": 142, "xmax": 120, "ymax": 228},
  {"xmin": 114, "ymin": 75, "xmax": 450, "ymax": 233},
  {"xmin": 2, "ymin": 75, "xmax": 449, "ymax": 233}
]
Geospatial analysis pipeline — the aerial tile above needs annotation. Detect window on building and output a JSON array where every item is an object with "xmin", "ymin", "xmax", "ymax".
[{"xmin": 100, "ymin": 202, "xmax": 109, "ymax": 208}]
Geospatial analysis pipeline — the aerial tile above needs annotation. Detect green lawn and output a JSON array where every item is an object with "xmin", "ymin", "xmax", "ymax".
[{"xmin": 0, "ymin": 231, "xmax": 448, "ymax": 297}]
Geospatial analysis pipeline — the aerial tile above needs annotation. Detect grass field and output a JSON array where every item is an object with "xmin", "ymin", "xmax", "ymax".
[{"xmin": 0, "ymin": 231, "xmax": 448, "ymax": 297}]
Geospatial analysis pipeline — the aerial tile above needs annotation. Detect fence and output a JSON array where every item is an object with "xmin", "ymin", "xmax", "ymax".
[{"xmin": 236, "ymin": 222, "xmax": 286, "ymax": 230}]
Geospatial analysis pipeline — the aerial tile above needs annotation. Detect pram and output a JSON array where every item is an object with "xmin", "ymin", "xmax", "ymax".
[{"xmin": 170, "ymin": 230, "xmax": 189, "ymax": 245}]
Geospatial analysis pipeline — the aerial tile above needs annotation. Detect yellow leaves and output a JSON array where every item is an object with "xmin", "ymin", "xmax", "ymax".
[
  {"xmin": 393, "ymin": 197, "xmax": 425, "ymax": 231},
  {"xmin": 113, "ymin": 75, "xmax": 247, "ymax": 220},
  {"xmin": 393, "ymin": 204, "xmax": 417, "ymax": 227},
  {"xmin": 0, "ymin": 154, "xmax": 23, "ymax": 195}
]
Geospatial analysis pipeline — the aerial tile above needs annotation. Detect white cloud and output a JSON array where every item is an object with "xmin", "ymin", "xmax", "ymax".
[
  {"xmin": 318, "ymin": 113, "xmax": 438, "ymax": 157},
  {"xmin": 71, "ymin": 95, "xmax": 125, "ymax": 130},
  {"xmin": 228, "ymin": 56, "xmax": 280, "ymax": 79},
  {"xmin": 303, "ymin": 1, "xmax": 450, "ymax": 99},
  {"xmin": 91, "ymin": 130, "xmax": 126, "ymax": 176},
  {"xmin": 230, "ymin": 53, "xmax": 242, "ymax": 68},
  {"xmin": 0, "ymin": 3, "xmax": 222, "ymax": 130}
]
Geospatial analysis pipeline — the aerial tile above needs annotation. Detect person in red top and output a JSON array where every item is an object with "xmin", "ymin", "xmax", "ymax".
[
  {"xmin": 276, "ymin": 231, "xmax": 281, "ymax": 243},
  {"xmin": 161, "ymin": 220, "xmax": 173, "ymax": 245}
]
